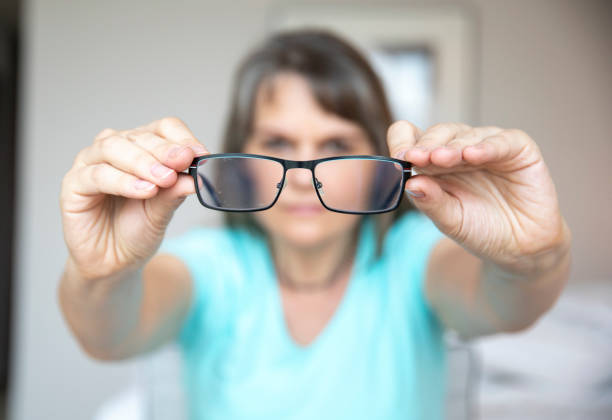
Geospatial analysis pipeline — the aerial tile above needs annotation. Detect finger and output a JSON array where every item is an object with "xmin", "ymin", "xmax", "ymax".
[
  {"xmin": 77, "ymin": 134, "xmax": 178, "ymax": 188},
  {"xmin": 403, "ymin": 174, "xmax": 463, "ymax": 236},
  {"xmin": 418, "ymin": 123, "xmax": 472, "ymax": 148},
  {"xmin": 67, "ymin": 163, "xmax": 159, "ymax": 199},
  {"xmin": 143, "ymin": 173, "xmax": 196, "ymax": 229},
  {"xmin": 137, "ymin": 174, "xmax": 195, "ymax": 227},
  {"xmin": 406, "ymin": 123, "xmax": 471, "ymax": 167},
  {"xmin": 430, "ymin": 126, "xmax": 504, "ymax": 169},
  {"xmin": 463, "ymin": 129, "xmax": 536, "ymax": 170},
  {"xmin": 94, "ymin": 128, "xmax": 118, "ymax": 141},
  {"xmin": 386, "ymin": 120, "xmax": 423, "ymax": 160},
  {"xmin": 71, "ymin": 128, "xmax": 120, "ymax": 170},
  {"xmin": 143, "ymin": 117, "xmax": 208, "ymax": 156},
  {"xmin": 446, "ymin": 126, "xmax": 503, "ymax": 148},
  {"xmin": 126, "ymin": 130, "xmax": 196, "ymax": 172}
]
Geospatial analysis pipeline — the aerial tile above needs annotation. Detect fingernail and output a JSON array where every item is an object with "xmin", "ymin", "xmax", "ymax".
[
  {"xmin": 135, "ymin": 179, "xmax": 155, "ymax": 190},
  {"xmin": 406, "ymin": 190, "xmax": 425, "ymax": 198},
  {"xmin": 151, "ymin": 163, "xmax": 174, "ymax": 179},
  {"xmin": 190, "ymin": 144, "xmax": 207, "ymax": 155},
  {"xmin": 394, "ymin": 149, "xmax": 408, "ymax": 160},
  {"xmin": 168, "ymin": 146, "xmax": 184, "ymax": 159}
]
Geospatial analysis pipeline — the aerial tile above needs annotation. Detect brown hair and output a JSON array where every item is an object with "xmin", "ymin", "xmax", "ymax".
[{"xmin": 221, "ymin": 29, "xmax": 414, "ymax": 257}]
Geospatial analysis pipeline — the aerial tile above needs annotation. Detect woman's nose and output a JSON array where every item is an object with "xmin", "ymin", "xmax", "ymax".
[{"xmin": 285, "ymin": 168, "xmax": 314, "ymax": 190}]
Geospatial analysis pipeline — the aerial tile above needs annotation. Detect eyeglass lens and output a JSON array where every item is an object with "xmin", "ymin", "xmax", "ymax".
[
  {"xmin": 195, "ymin": 156, "xmax": 404, "ymax": 213},
  {"xmin": 314, "ymin": 158, "xmax": 403, "ymax": 212}
]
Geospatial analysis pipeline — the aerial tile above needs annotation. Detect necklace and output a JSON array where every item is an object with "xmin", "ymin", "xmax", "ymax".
[{"xmin": 276, "ymin": 241, "xmax": 356, "ymax": 292}]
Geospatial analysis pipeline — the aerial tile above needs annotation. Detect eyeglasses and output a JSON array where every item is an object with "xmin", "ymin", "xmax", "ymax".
[{"xmin": 188, "ymin": 153, "xmax": 412, "ymax": 214}]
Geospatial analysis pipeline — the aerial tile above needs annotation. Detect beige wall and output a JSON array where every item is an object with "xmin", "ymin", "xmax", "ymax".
[
  {"xmin": 9, "ymin": 0, "xmax": 611, "ymax": 419},
  {"xmin": 475, "ymin": 0, "xmax": 612, "ymax": 282}
]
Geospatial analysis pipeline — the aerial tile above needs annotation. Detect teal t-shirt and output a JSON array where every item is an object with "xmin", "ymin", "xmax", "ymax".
[{"xmin": 159, "ymin": 210, "xmax": 446, "ymax": 419}]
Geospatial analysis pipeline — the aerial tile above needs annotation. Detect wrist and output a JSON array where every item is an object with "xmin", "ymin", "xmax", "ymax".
[
  {"xmin": 486, "ymin": 218, "xmax": 572, "ymax": 279},
  {"xmin": 65, "ymin": 253, "xmax": 142, "ymax": 281},
  {"xmin": 62, "ymin": 256, "xmax": 143, "ymax": 300}
]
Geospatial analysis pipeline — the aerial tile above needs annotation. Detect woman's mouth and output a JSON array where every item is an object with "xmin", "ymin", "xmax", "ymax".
[{"xmin": 285, "ymin": 204, "xmax": 325, "ymax": 216}]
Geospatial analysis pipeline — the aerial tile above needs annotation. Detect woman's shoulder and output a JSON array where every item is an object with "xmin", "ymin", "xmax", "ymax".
[
  {"xmin": 379, "ymin": 210, "xmax": 445, "ymax": 265},
  {"xmin": 387, "ymin": 210, "xmax": 443, "ymax": 243},
  {"xmin": 158, "ymin": 224, "xmax": 261, "ymax": 265}
]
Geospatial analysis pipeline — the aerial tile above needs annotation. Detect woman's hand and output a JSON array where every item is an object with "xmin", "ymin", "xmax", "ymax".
[
  {"xmin": 387, "ymin": 121, "xmax": 571, "ymax": 274},
  {"xmin": 60, "ymin": 117, "xmax": 208, "ymax": 280}
]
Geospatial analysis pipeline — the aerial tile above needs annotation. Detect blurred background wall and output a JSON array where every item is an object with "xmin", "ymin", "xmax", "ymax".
[
  {"xmin": 6, "ymin": 0, "xmax": 612, "ymax": 419},
  {"xmin": 0, "ymin": 0, "xmax": 18, "ymax": 417}
]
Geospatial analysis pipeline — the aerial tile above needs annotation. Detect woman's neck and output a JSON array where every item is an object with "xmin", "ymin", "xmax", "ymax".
[{"xmin": 270, "ymin": 227, "xmax": 359, "ymax": 292}]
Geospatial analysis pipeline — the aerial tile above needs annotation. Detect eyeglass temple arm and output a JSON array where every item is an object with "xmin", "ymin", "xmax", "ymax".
[
  {"xmin": 381, "ymin": 185, "xmax": 397, "ymax": 208},
  {"xmin": 197, "ymin": 173, "xmax": 222, "ymax": 207},
  {"xmin": 377, "ymin": 165, "xmax": 411, "ymax": 208}
]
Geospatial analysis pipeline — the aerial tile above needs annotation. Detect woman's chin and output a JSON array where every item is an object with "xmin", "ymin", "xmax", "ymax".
[
  {"xmin": 277, "ymin": 222, "xmax": 361, "ymax": 251},
  {"xmin": 276, "ymin": 223, "xmax": 330, "ymax": 248},
  {"xmin": 255, "ymin": 210, "xmax": 360, "ymax": 249}
]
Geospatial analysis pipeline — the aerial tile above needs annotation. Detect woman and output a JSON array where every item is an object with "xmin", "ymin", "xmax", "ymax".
[{"xmin": 58, "ymin": 30, "xmax": 571, "ymax": 419}]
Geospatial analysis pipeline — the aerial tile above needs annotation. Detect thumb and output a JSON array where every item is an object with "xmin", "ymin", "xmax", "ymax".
[
  {"xmin": 404, "ymin": 175, "xmax": 462, "ymax": 236},
  {"xmin": 387, "ymin": 121, "xmax": 423, "ymax": 159},
  {"xmin": 145, "ymin": 173, "xmax": 195, "ymax": 230}
]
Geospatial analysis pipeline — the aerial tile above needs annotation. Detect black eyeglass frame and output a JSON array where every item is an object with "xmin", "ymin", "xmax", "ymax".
[{"xmin": 188, "ymin": 153, "xmax": 413, "ymax": 215}]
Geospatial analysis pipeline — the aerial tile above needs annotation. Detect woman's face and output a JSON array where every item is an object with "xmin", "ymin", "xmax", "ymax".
[{"xmin": 243, "ymin": 72, "xmax": 376, "ymax": 249}]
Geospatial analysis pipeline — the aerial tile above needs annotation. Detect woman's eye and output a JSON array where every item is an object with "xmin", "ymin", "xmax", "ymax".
[
  {"xmin": 262, "ymin": 137, "xmax": 291, "ymax": 149},
  {"xmin": 322, "ymin": 139, "xmax": 351, "ymax": 153}
]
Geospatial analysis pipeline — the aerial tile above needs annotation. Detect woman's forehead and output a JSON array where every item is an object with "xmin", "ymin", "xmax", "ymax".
[{"xmin": 252, "ymin": 73, "xmax": 367, "ymax": 138}]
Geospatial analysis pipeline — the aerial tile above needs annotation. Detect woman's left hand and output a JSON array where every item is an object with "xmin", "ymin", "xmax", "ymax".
[{"xmin": 387, "ymin": 121, "xmax": 571, "ymax": 274}]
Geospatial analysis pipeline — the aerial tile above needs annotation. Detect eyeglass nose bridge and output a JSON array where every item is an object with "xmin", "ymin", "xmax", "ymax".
[
  {"xmin": 275, "ymin": 178, "xmax": 322, "ymax": 191},
  {"xmin": 275, "ymin": 165, "xmax": 319, "ymax": 190},
  {"xmin": 283, "ymin": 160, "xmax": 316, "ymax": 170}
]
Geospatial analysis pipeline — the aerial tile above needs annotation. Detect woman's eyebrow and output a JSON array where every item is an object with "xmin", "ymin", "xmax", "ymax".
[
  {"xmin": 252, "ymin": 127, "xmax": 296, "ymax": 141},
  {"xmin": 252, "ymin": 125, "xmax": 366, "ymax": 145}
]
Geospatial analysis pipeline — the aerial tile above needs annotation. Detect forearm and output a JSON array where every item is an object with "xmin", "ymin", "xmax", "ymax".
[
  {"xmin": 426, "ymin": 221, "xmax": 572, "ymax": 339},
  {"xmin": 477, "ymin": 237, "xmax": 571, "ymax": 334},
  {"xmin": 58, "ymin": 257, "xmax": 144, "ymax": 360}
]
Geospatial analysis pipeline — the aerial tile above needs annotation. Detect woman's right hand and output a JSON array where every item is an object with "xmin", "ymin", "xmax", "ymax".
[{"xmin": 60, "ymin": 117, "xmax": 208, "ymax": 281}]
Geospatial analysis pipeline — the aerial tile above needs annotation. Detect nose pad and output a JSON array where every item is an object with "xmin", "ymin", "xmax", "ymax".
[
  {"xmin": 276, "ymin": 178, "xmax": 286, "ymax": 190},
  {"xmin": 314, "ymin": 178, "xmax": 324, "ymax": 196},
  {"xmin": 284, "ymin": 168, "xmax": 314, "ymax": 189}
]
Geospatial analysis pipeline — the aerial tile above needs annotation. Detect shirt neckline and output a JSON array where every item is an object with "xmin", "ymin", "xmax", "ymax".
[{"xmin": 258, "ymin": 216, "xmax": 375, "ymax": 353}]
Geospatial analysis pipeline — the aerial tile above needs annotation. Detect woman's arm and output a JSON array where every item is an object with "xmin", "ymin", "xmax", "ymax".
[
  {"xmin": 58, "ymin": 254, "xmax": 192, "ymax": 360},
  {"xmin": 425, "ymin": 233, "xmax": 570, "ymax": 339},
  {"xmin": 386, "ymin": 121, "xmax": 572, "ymax": 339},
  {"xmin": 58, "ymin": 117, "xmax": 208, "ymax": 360}
]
